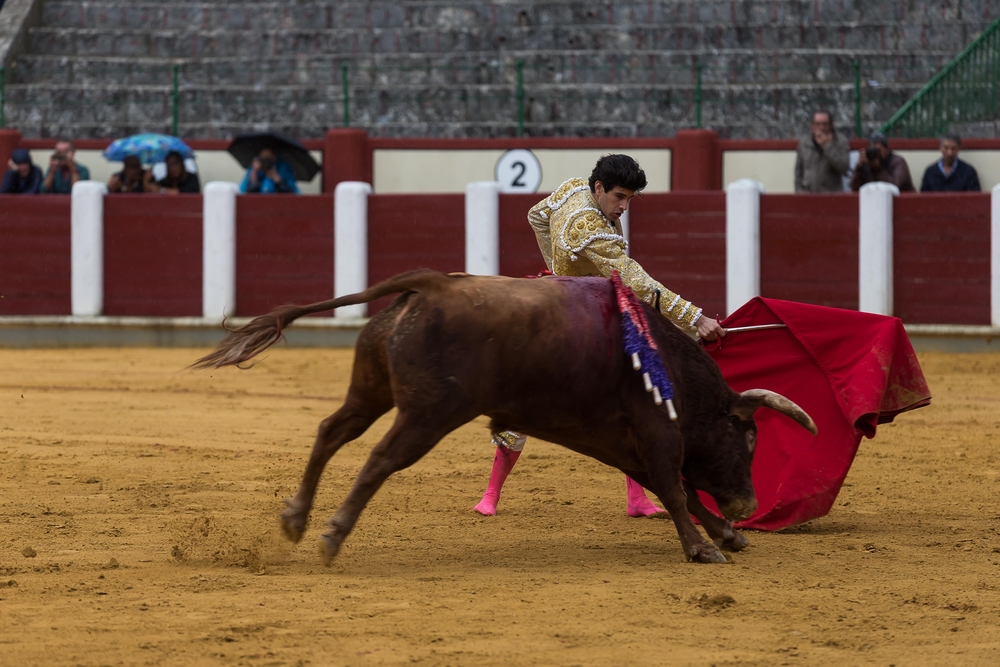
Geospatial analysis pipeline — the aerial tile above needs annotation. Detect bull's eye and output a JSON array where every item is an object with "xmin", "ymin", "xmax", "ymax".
[{"xmin": 746, "ymin": 431, "xmax": 756, "ymax": 453}]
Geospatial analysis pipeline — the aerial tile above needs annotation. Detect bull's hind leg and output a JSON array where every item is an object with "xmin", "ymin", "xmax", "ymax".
[
  {"xmin": 320, "ymin": 409, "xmax": 473, "ymax": 565},
  {"xmin": 683, "ymin": 481, "xmax": 749, "ymax": 552},
  {"xmin": 279, "ymin": 395, "xmax": 392, "ymax": 543}
]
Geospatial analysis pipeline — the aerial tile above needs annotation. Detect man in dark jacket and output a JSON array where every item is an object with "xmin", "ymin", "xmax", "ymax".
[
  {"xmin": 850, "ymin": 133, "xmax": 915, "ymax": 192},
  {"xmin": 920, "ymin": 132, "xmax": 981, "ymax": 192},
  {"xmin": 1, "ymin": 149, "xmax": 44, "ymax": 194},
  {"xmin": 794, "ymin": 110, "xmax": 851, "ymax": 192}
]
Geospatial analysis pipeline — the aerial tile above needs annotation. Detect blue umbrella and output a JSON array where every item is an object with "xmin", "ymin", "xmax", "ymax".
[{"xmin": 102, "ymin": 133, "xmax": 194, "ymax": 164}]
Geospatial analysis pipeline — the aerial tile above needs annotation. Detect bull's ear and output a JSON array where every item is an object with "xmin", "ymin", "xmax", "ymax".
[{"xmin": 729, "ymin": 389, "xmax": 818, "ymax": 436}]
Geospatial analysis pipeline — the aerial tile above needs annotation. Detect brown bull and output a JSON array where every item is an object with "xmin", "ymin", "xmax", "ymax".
[{"xmin": 195, "ymin": 270, "xmax": 816, "ymax": 564}]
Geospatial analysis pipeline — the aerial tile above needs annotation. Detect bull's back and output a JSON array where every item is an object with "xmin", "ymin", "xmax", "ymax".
[{"xmin": 387, "ymin": 274, "xmax": 626, "ymax": 401}]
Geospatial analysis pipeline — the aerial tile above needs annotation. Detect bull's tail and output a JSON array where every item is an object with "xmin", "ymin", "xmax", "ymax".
[{"xmin": 192, "ymin": 269, "xmax": 449, "ymax": 369}]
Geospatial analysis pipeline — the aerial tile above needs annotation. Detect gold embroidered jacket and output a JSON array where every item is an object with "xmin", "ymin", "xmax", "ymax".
[{"xmin": 528, "ymin": 178, "xmax": 703, "ymax": 329}]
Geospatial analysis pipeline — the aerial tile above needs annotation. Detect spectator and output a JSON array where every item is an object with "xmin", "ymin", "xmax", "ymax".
[
  {"xmin": 155, "ymin": 151, "xmax": 200, "ymax": 194},
  {"xmin": 41, "ymin": 139, "xmax": 91, "ymax": 194},
  {"xmin": 1, "ymin": 148, "xmax": 44, "ymax": 194},
  {"xmin": 794, "ymin": 110, "xmax": 851, "ymax": 192},
  {"xmin": 850, "ymin": 133, "xmax": 914, "ymax": 192},
  {"xmin": 107, "ymin": 155, "xmax": 154, "ymax": 193},
  {"xmin": 239, "ymin": 147, "xmax": 299, "ymax": 194},
  {"xmin": 920, "ymin": 132, "xmax": 981, "ymax": 192}
]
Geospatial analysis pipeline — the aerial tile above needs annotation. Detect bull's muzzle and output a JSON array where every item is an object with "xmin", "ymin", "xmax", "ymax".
[{"xmin": 719, "ymin": 496, "xmax": 758, "ymax": 522}]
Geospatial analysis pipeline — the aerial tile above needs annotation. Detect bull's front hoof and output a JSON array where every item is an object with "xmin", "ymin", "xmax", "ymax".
[
  {"xmin": 687, "ymin": 543, "xmax": 729, "ymax": 564},
  {"xmin": 320, "ymin": 532, "xmax": 343, "ymax": 567},
  {"xmin": 279, "ymin": 500, "xmax": 308, "ymax": 543},
  {"xmin": 718, "ymin": 529, "xmax": 750, "ymax": 552}
]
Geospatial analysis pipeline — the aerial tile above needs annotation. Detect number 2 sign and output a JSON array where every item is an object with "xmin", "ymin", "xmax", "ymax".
[{"xmin": 494, "ymin": 149, "xmax": 542, "ymax": 193}]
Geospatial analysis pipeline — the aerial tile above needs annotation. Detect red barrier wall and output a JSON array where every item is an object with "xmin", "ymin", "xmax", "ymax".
[
  {"xmin": 760, "ymin": 194, "xmax": 859, "ymax": 310},
  {"xmin": 894, "ymin": 193, "xmax": 991, "ymax": 325},
  {"xmin": 499, "ymin": 193, "xmax": 548, "ymax": 277},
  {"xmin": 103, "ymin": 195, "xmax": 202, "ymax": 317},
  {"xmin": 0, "ymin": 196, "xmax": 72, "ymax": 315},
  {"xmin": 235, "ymin": 195, "xmax": 334, "ymax": 316},
  {"xmin": 630, "ymin": 193, "xmax": 727, "ymax": 318},
  {"xmin": 673, "ymin": 130, "xmax": 721, "ymax": 191},
  {"xmin": 367, "ymin": 194, "xmax": 465, "ymax": 314}
]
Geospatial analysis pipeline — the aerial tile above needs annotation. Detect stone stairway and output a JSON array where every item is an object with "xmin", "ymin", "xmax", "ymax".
[{"xmin": 4, "ymin": 0, "xmax": 999, "ymax": 139}]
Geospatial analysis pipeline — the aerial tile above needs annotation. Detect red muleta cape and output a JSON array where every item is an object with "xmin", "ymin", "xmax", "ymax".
[{"xmin": 700, "ymin": 297, "xmax": 931, "ymax": 531}]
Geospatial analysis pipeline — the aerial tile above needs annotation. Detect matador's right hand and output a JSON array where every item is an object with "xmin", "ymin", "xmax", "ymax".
[{"xmin": 695, "ymin": 315, "xmax": 726, "ymax": 342}]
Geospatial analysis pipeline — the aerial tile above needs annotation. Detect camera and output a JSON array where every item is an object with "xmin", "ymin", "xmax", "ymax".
[
  {"xmin": 259, "ymin": 158, "xmax": 274, "ymax": 171},
  {"xmin": 52, "ymin": 153, "xmax": 67, "ymax": 162},
  {"xmin": 864, "ymin": 147, "xmax": 881, "ymax": 163}
]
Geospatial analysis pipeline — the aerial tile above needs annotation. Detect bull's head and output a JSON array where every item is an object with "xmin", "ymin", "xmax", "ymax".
[{"xmin": 686, "ymin": 389, "xmax": 817, "ymax": 523}]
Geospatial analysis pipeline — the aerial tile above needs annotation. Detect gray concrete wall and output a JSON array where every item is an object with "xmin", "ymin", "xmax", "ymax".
[{"xmin": 5, "ymin": 1, "xmax": 1000, "ymax": 139}]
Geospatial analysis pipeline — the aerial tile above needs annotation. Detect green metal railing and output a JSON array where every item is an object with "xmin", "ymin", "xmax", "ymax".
[
  {"xmin": 171, "ymin": 63, "xmax": 180, "ymax": 136},
  {"xmin": 516, "ymin": 60, "xmax": 525, "ymax": 137},
  {"xmin": 853, "ymin": 61, "xmax": 862, "ymax": 137},
  {"xmin": 341, "ymin": 63, "xmax": 350, "ymax": 127},
  {"xmin": 881, "ymin": 15, "xmax": 1000, "ymax": 138},
  {"xmin": 0, "ymin": 57, "xmax": 951, "ymax": 138},
  {"xmin": 0, "ymin": 66, "xmax": 6, "ymax": 129},
  {"xmin": 695, "ymin": 63, "xmax": 703, "ymax": 128}
]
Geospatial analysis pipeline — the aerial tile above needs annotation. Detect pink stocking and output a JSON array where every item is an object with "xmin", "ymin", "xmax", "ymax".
[
  {"xmin": 474, "ymin": 446, "xmax": 521, "ymax": 516},
  {"xmin": 626, "ymin": 476, "xmax": 666, "ymax": 517}
]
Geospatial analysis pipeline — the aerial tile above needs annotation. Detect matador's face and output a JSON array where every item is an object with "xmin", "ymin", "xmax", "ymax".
[{"xmin": 592, "ymin": 182, "xmax": 635, "ymax": 222}]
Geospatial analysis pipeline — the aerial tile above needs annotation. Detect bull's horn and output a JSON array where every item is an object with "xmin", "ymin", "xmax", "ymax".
[{"xmin": 732, "ymin": 389, "xmax": 818, "ymax": 435}]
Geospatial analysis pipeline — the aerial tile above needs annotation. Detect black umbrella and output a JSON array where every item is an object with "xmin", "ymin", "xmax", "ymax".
[{"xmin": 226, "ymin": 132, "xmax": 321, "ymax": 182}]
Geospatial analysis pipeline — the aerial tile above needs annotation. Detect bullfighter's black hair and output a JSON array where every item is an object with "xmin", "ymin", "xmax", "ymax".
[{"xmin": 589, "ymin": 154, "xmax": 647, "ymax": 194}]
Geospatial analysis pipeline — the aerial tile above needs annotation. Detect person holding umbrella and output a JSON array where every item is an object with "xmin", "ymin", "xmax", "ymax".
[
  {"xmin": 102, "ymin": 133, "xmax": 195, "ymax": 194},
  {"xmin": 240, "ymin": 147, "xmax": 299, "ymax": 194},
  {"xmin": 228, "ymin": 132, "xmax": 320, "ymax": 195},
  {"xmin": 156, "ymin": 150, "xmax": 201, "ymax": 194},
  {"xmin": 107, "ymin": 155, "xmax": 153, "ymax": 193}
]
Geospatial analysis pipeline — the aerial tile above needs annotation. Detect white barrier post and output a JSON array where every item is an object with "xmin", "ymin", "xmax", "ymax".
[
  {"xmin": 992, "ymin": 184, "xmax": 1000, "ymax": 327},
  {"xmin": 334, "ymin": 181, "xmax": 372, "ymax": 319},
  {"xmin": 858, "ymin": 182, "xmax": 899, "ymax": 316},
  {"xmin": 202, "ymin": 182, "xmax": 239, "ymax": 320},
  {"xmin": 71, "ymin": 181, "xmax": 107, "ymax": 316},
  {"xmin": 725, "ymin": 179, "xmax": 765, "ymax": 316},
  {"xmin": 465, "ymin": 181, "xmax": 501, "ymax": 275}
]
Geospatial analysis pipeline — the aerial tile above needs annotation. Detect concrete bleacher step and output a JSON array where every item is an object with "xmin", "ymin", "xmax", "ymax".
[
  {"xmin": 945, "ymin": 121, "xmax": 1000, "ymax": 138},
  {"xmin": 8, "ymin": 51, "xmax": 954, "ymax": 87},
  {"xmin": 27, "ymin": 22, "xmax": 992, "ymax": 59},
  {"xmin": 4, "ymin": 79, "xmax": 919, "ymax": 140},
  {"xmin": 39, "ymin": 0, "xmax": 1000, "ymax": 30}
]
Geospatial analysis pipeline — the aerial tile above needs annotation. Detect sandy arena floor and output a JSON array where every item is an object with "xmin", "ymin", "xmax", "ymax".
[{"xmin": 0, "ymin": 347, "xmax": 998, "ymax": 666}]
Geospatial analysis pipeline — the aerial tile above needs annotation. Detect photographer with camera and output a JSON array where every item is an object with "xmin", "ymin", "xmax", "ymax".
[
  {"xmin": 850, "ymin": 133, "xmax": 914, "ymax": 192},
  {"xmin": 41, "ymin": 140, "xmax": 91, "ymax": 194},
  {"xmin": 239, "ymin": 147, "xmax": 299, "ymax": 194}
]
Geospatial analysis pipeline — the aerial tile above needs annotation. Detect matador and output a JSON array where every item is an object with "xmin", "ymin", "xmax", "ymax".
[{"xmin": 473, "ymin": 154, "xmax": 725, "ymax": 517}]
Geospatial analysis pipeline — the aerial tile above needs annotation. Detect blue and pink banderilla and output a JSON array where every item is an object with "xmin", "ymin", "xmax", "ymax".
[{"xmin": 611, "ymin": 271, "xmax": 678, "ymax": 421}]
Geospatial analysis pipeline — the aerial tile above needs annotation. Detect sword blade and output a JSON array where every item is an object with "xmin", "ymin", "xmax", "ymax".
[{"xmin": 723, "ymin": 323, "xmax": 788, "ymax": 334}]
